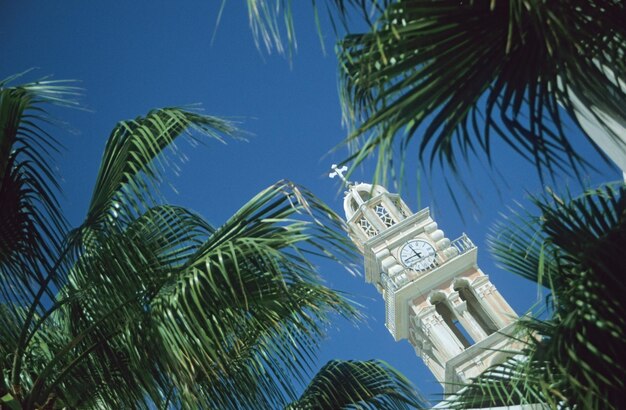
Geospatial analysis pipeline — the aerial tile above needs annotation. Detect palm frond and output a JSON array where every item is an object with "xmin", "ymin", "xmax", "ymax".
[
  {"xmin": 24, "ymin": 181, "xmax": 358, "ymax": 409},
  {"xmin": 338, "ymin": 0, "xmax": 626, "ymax": 183},
  {"xmin": 451, "ymin": 183, "xmax": 626, "ymax": 409},
  {"xmin": 444, "ymin": 319, "xmax": 561, "ymax": 409},
  {"xmin": 140, "ymin": 181, "xmax": 359, "ymax": 408},
  {"xmin": 4, "ymin": 106, "xmax": 239, "ymax": 404},
  {"xmin": 240, "ymin": 0, "xmax": 385, "ymax": 57},
  {"xmin": 82, "ymin": 107, "xmax": 238, "ymax": 237},
  {"xmin": 287, "ymin": 359, "xmax": 427, "ymax": 409},
  {"xmin": 16, "ymin": 205, "xmax": 218, "ymax": 408},
  {"xmin": 0, "ymin": 73, "xmax": 80, "ymax": 318},
  {"xmin": 488, "ymin": 204, "xmax": 557, "ymax": 286}
]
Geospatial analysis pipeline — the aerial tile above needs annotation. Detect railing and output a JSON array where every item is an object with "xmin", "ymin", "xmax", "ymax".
[
  {"xmin": 381, "ymin": 234, "xmax": 475, "ymax": 337},
  {"xmin": 450, "ymin": 233, "xmax": 475, "ymax": 255}
]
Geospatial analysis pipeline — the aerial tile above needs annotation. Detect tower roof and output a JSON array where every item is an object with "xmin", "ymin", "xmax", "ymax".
[{"xmin": 343, "ymin": 183, "xmax": 390, "ymax": 220}]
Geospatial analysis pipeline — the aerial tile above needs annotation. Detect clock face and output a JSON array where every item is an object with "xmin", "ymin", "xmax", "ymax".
[{"xmin": 399, "ymin": 240, "xmax": 436, "ymax": 271}]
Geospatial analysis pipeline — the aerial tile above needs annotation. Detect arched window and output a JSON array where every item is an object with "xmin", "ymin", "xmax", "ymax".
[
  {"xmin": 393, "ymin": 197, "xmax": 408, "ymax": 219},
  {"xmin": 455, "ymin": 283, "xmax": 499, "ymax": 336},
  {"xmin": 430, "ymin": 293, "xmax": 473, "ymax": 348},
  {"xmin": 349, "ymin": 198, "xmax": 359, "ymax": 212},
  {"xmin": 343, "ymin": 196, "xmax": 362, "ymax": 220},
  {"xmin": 357, "ymin": 189, "xmax": 371, "ymax": 202}
]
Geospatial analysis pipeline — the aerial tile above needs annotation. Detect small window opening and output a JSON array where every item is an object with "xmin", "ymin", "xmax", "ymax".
[
  {"xmin": 350, "ymin": 198, "xmax": 359, "ymax": 212},
  {"xmin": 457, "ymin": 286, "xmax": 499, "ymax": 335},
  {"xmin": 358, "ymin": 190, "xmax": 371, "ymax": 202},
  {"xmin": 434, "ymin": 301, "xmax": 473, "ymax": 348}
]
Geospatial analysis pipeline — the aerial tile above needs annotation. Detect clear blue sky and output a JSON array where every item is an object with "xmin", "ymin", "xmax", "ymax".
[{"xmin": 2, "ymin": 1, "xmax": 620, "ymax": 404}]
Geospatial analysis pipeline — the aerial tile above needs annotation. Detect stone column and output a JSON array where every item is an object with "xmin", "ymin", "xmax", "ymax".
[
  {"xmin": 472, "ymin": 276, "xmax": 517, "ymax": 328},
  {"xmin": 448, "ymin": 291, "xmax": 488, "ymax": 343},
  {"xmin": 418, "ymin": 307, "xmax": 464, "ymax": 362},
  {"xmin": 410, "ymin": 316, "xmax": 446, "ymax": 384}
]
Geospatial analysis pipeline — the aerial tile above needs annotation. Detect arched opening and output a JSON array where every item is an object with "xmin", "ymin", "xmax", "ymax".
[
  {"xmin": 392, "ymin": 197, "xmax": 409, "ymax": 219},
  {"xmin": 357, "ymin": 189, "xmax": 371, "ymax": 202},
  {"xmin": 455, "ymin": 284, "xmax": 499, "ymax": 336},
  {"xmin": 430, "ymin": 293, "xmax": 473, "ymax": 349},
  {"xmin": 354, "ymin": 184, "xmax": 385, "ymax": 203},
  {"xmin": 349, "ymin": 198, "xmax": 359, "ymax": 212}
]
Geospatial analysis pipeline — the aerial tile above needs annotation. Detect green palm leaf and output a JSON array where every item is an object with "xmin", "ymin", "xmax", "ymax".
[
  {"xmin": 0, "ymin": 74, "xmax": 80, "ymax": 308},
  {"xmin": 20, "ymin": 181, "xmax": 358, "ymax": 409},
  {"xmin": 338, "ymin": 0, "xmax": 626, "ymax": 182},
  {"xmin": 287, "ymin": 359, "xmax": 426, "ymax": 409},
  {"xmin": 83, "ymin": 107, "xmax": 237, "ymax": 234},
  {"xmin": 450, "ymin": 183, "xmax": 626, "ymax": 409},
  {"xmin": 5, "ymin": 106, "xmax": 241, "ymax": 403},
  {"xmin": 1, "ymin": 77, "xmax": 417, "ymax": 409},
  {"xmin": 444, "ymin": 320, "xmax": 561, "ymax": 408},
  {"xmin": 238, "ymin": 0, "xmax": 384, "ymax": 57}
]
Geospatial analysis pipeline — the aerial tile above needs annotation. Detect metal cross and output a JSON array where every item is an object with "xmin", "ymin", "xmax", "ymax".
[{"xmin": 329, "ymin": 164, "xmax": 349, "ymax": 185}]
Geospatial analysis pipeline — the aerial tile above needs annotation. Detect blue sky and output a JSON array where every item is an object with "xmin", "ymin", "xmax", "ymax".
[{"xmin": 2, "ymin": 1, "xmax": 620, "ymax": 404}]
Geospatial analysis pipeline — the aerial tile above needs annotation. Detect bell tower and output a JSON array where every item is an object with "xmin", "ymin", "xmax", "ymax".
[{"xmin": 334, "ymin": 168, "xmax": 518, "ymax": 394}]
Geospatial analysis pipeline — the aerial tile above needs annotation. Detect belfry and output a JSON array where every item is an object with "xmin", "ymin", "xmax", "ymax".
[{"xmin": 334, "ymin": 168, "xmax": 518, "ymax": 393}]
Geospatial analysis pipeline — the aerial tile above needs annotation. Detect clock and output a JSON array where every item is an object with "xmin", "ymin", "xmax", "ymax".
[{"xmin": 399, "ymin": 239, "xmax": 436, "ymax": 271}]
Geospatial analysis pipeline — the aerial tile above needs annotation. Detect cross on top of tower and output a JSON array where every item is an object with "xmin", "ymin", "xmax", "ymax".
[{"xmin": 329, "ymin": 164, "xmax": 350, "ymax": 185}]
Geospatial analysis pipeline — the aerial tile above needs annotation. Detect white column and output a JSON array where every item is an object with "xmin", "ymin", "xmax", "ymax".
[
  {"xmin": 418, "ymin": 307, "xmax": 464, "ymax": 362},
  {"xmin": 448, "ymin": 292, "xmax": 488, "ymax": 343},
  {"xmin": 410, "ymin": 316, "xmax": 446, "ymax": 384},
  {"xmin": 472, "ymin": 276, "xmax": 517, "ymax": 328}
]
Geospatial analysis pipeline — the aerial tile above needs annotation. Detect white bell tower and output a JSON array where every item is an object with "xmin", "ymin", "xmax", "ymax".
[{"xmin": 334, "ymin": 169, "xmax": 518, "ymax": 394}]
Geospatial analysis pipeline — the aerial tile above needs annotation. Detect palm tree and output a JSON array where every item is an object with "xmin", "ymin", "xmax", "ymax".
[
  {"xmin": 445, "ymin": 183, "xmax": 626, "ymax": 409},
  {"xmin": 336, "ymin": 0, "xmax": 626, "ymax": 182},
  {"xmin": 0, "ymin": 75, "xmax": 424, "ymax": 409}
]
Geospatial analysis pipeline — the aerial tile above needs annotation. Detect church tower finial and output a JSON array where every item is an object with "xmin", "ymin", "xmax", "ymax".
[{"xmin": 329, "ymin": 164, "xmax": 350, "ymax": 186}]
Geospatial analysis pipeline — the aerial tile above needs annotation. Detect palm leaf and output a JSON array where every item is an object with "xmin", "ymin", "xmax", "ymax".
[
  {"xmin": 20, "ymin": 205, "xmax": 217, "ymax": 408},
  {"xmin": 6, "ymin": 106, "xmax": 241, "ymax": 403},
  {"xmin": 0, "ymin": 74, "xmax": 80, "ymax": 309},
  {"xmin": 287, "ymin": 359, "xmax": 427, "ymax": 409},
  {"xmin": 140, "ymin": 181, "xmax": 359, "ymax": 408},
  {"xmin": 83, "ymin": 107, "xmax": 238, "ymax": 235},
  {"xmin": 450, "ymin": 183, "xmax": 626, "ymax": 409},
  {"xmin": 22, "ymin": 181, "xmax": 359, "ymax": 409},
  {"xmin": 338, "ymin": 0, "xmax": 626, "ymax": 183},
  {"xmin": 239, "ymin": 0, "xmax": 385, "ymax": 57},
  {"xmin": 444, "ymin": 319, "xmax": 561, "ymax": 408}
]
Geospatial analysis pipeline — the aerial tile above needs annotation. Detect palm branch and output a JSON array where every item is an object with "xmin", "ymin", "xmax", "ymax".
[
  {"xmin": 287, "ymin": 359, "xmax": 427, "ymax": 409},
  {"xmin": 237, "ymin": 0, "xmax": 387, "ymax": 57},
  {"xmin": 0, "ymin": 74, "xmax": 82, "ymax": 403},
  {"xmin": 338, "ymin": 0, "xmax": 626, "ymax": 183},
  {"xmin": 0, "ymin": 73, "xmax": 81, "ymax": 309},
  {"xmin": 3, "ymin": 75, "xmax": 416, "ymax": 409},
  {"xmin": 447, "ymin": 183, "xmax": 626, "ymax": 409},
  {"xmin": 18, "ymin": 181, "xmax": 359, "ymax": 408}
]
